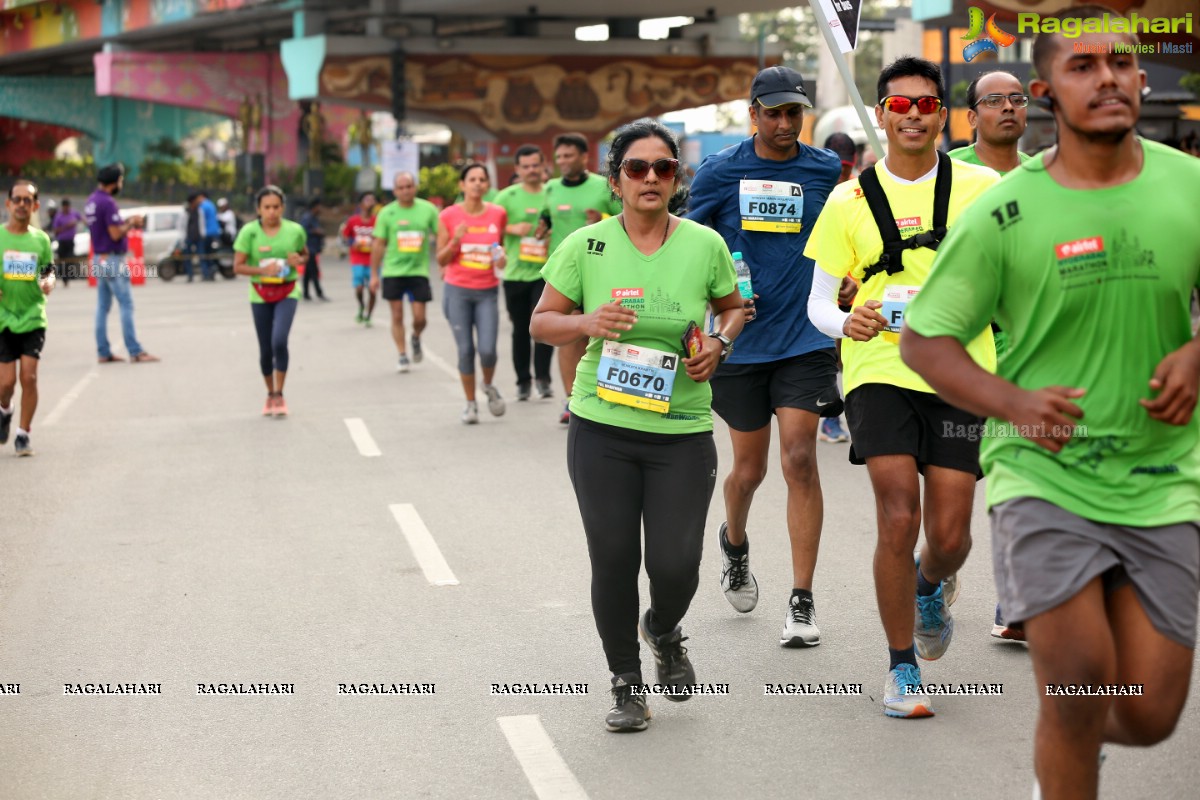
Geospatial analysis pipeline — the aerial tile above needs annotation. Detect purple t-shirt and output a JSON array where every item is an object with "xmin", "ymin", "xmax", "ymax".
[
  {"xmin": 51, "ymin": 210, "xmax": 82, "ymax": 243},
  {"xmin": 84, "ymin": 189, "xmax": 126, "ymax": 255}
]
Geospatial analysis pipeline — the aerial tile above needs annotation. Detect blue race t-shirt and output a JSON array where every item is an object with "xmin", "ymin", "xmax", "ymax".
[{"xmin": 686, "ymin": 137, "xmax": 840, "ymax": 363}]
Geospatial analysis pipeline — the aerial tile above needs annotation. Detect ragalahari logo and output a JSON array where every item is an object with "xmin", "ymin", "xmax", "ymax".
[{"xmin": 962, "ymin": 6, "xmax": 1017, "ymax": 62}]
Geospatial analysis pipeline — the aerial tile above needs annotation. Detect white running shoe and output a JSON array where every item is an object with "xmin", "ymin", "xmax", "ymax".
[
  {"xmin": 483, "ymin": 384, "xmax": 506, "ymax": 417},
  {"xmin": 780, "ymin": 594, "xmax": 821, "ymax": 647},
  {"xmin": 397, "ymin": 354, "xmax": 411, "ymax": 373},
  {"xmin": 718, "ymin": 522, "xmax": 758, "ymax": 613},
  {"xmin": 461, "ymin": 402, "xmax": 479, "ymax": 425},
  {"xmin": 883, "ymin": 663, "xmax": 933, "ymax": 718}
]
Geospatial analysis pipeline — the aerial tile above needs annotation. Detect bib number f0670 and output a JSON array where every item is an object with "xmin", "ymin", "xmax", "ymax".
[{"xmin": 596, "ymin": 341, "xmax": 678, "ymax": 414}]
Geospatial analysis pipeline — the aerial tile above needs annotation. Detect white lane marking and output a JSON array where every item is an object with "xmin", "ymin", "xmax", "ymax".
[
  {"xmin": 42, "ymin": 368, "xmax": 98, "ymax": 428},
  {"xmin": 389, "ymin": 503, "xmax": 459, "ymax": 586},
  {"xmin": 420, "ymin": 344, "xmax": 460, "ymax": 381},
  {"xmin": 344, "ymin": 417, "xmax": 382, "ymax": 457},
  {"xmin": 497, "ymin": 715, "xmax": 589, "ymax": 800}
]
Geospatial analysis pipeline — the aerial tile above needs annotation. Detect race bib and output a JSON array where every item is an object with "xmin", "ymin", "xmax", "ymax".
[
  {"xmin": 354, "ymin": 232, "xmax": 374, "ymax": 252},
  {"xmin": 518, "ymin": 237, "xmax": 548, "ymax": 264},
  {"xmin": 259, "ymin": 257, "xmax": 286, "ymax": 284},
  {"xmin": 396, "ymin": 231, "xmax": 425, "ymax": 253},
  {"xmin": 460, "ymin": 243, "xmax": 494, "ymax": 270},
  {"xmin": 881, "ymin": 284, "xmax": 920, "ymax": 339},
  {"xmin": 2, "ymin": 250, "xmax": 38, "ymax": 281},
  {"xmin": 596, "ymin": 341, "xmax": 679, "ymax": 414},
  {"xmin": 739, "ymin": 180, "xmax": 803, "ymax": 233}
]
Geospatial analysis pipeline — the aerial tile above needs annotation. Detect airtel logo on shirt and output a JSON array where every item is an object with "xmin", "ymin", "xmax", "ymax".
[{"xmin": 1055, "ymin": 237, "xmax": 1104, "ymax": 260}]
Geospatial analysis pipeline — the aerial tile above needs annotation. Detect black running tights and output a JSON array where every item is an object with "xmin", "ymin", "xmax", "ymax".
[{"xmin": 567, "ymin": 416, "xmax": 717, "ymax": 677}]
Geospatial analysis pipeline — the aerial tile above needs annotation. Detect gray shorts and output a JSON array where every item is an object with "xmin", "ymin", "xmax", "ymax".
[{"xmin": 990, "ymin": 497, "xmax": 1200, "ymax": 648}]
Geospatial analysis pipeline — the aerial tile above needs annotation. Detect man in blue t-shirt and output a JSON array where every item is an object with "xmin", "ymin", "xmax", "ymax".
[{"xmin": 687, "ymin": 66, "xmax": 844, "ymax": 648}]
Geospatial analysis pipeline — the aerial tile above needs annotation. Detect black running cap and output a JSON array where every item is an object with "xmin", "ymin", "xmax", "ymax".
[{"xmin": 751, "ymin": 66, "xmax": 812, "ymax": 109}]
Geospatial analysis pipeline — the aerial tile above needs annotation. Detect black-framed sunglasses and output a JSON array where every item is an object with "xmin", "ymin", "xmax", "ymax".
[
  {"xmin": 879, "ymin": 95, "xmax": 943, "ymax": 115},
  {"xmin": 973, "ymin": 93, "xmax": 1031, "ymax": 109},
  {"xmin": 8, "ymin": 196, "xmax": 35, "ymax": 205},
  {"xmin": 620, "ymin": 158, "xmax": 680, "ymax": 181}
]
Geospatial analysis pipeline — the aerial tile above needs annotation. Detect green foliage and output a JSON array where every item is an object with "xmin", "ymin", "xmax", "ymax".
[
  {"xmin": 1180, "ymin": 73, "xmax": 1200, "ymax": 99},
  {"xmin": 18, "ymin": 156, "xmax": 95, "ymax": 179},
  {"xmin": 950, "ymin": 80, "xmax": 970, "ymax": 108},
  {"xmin": 145, "ymin": 137, "xmax": 186, "ymax": 162},
  {"xmin": 136, "ymin": 158, "xmax": 234, "ymax": 190},
  {"xmin": 418, "ymin": 163, "xmax": 460, "ymax": 205}
]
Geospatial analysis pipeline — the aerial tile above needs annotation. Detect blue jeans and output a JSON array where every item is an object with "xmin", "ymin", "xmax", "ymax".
[
  {"xmin": 95, "ymin": 255, "xmax": 144, "ymax": 359},
  {"xmin": 184, "ymin": 236, "xmax": 217, "ymax": 280}
]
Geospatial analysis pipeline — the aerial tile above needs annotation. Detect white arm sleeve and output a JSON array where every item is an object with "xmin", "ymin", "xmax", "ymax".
[{"xmin": 807, "ymin": 267, "xmax": 851, "ymax": 339}]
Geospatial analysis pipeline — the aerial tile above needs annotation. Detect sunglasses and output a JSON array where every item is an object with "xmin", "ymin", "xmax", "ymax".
[
  {"xmin": 620, "ymin": 158, "xmax": 680, "ymax": 181},
  {"xmin": 879, "ymin": 95, "xmax": 943, "ymax": 115},
  {"xmin": 9, "ymin": 196, "xmax": 35, "ymax": 205},
  {"xmin": 974, "ymin": 93, "xmax": 1030, "ymax": 109}
]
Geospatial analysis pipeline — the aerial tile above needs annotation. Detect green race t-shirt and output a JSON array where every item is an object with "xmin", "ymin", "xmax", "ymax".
[
  {"xmin": 494, "ymin": 183, "xmax": 548, "ymax": 282},
  {"xmin": 544, "ymin": 174, "xmax": 623, "ymax": 254},
  {"xmin": 906, "ymin": 141, "xmax": 1200, "ymax": 526},
  {"xmin": 0, "ymin": 226, "xmax": 53, "ymax": 333},
  {"xmin": 541, "ymin": 216, "xmax": 737, "ymax": 434},
  {"xmin": 373, "ymin": 199, "xmax": 439, "ymax": 278},
  {"xmin": 947, "ymin": 143, "xmax": 1031, "ymax": 176},
  {"xmin": 233, "ymin": 219, "xmax": 307, "ymax": 304}
]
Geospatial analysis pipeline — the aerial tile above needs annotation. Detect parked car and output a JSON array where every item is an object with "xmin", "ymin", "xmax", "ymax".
[{"xmin": 66, "ymin": 204, "xmax": 236, "ymax": 281}]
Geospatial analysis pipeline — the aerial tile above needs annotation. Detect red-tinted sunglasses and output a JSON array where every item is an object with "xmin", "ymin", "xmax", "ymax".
[
  {"xmin": 620, "ymin": 158, "xmax": 680, "ymax": 180},
  {"xmin": 879, "ymin": 95, "xmax": 943, "ymax": 115}
]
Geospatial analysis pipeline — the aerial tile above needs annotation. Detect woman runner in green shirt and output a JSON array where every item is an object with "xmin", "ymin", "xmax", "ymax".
[{"xmin": 532, "ymin": 119, "xmax": 743, "ymax": 732}]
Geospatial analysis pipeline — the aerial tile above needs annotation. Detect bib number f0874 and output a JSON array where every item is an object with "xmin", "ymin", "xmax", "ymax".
[{"xmin": 739, "ymin": 180, "xmax": 804, "ymax": 233}]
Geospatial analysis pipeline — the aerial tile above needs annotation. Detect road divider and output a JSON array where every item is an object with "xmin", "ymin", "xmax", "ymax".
[{"xmin": 389, "ymin": 503, "xmax": 459, "ymax": 586}]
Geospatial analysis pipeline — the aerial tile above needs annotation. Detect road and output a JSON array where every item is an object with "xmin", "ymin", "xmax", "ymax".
[{"xmin": 1, "ymin": 260, "xmax": 1197, "ymax": 799}]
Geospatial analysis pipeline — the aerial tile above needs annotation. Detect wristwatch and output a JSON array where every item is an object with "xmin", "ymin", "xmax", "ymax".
[{"xmin": 709, "ymin": 333, "xmax": 734, "ymax": 363}]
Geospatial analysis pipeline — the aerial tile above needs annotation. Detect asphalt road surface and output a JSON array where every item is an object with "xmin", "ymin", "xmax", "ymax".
[{"xmin": 2, "ymin": 260, "xmax": 1197, "ymax": 799}]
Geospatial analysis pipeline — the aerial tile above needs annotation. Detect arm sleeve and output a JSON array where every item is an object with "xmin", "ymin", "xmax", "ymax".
[{"xmin": 807, "ymin": 267, "xmax": 850, "ymax": 339}]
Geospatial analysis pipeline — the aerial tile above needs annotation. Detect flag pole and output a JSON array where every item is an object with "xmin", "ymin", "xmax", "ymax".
[{"xmin": 806, "ymin": 0, "xmax": 885, "ymax": 159}]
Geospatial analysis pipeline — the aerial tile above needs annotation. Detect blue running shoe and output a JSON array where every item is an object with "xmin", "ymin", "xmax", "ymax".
[
  {"xmin": 915, "ymin": 583, "xmax": 954, "ymax": 660},
  {"xmin": 818, "ymin": 416, "xmax": 850, "ymax": 443},
  {"xmin": 884, "ymin": 663, "xmax": 933, "ymax": 718}
]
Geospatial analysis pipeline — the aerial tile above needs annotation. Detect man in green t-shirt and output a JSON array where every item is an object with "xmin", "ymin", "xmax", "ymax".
[
  {"xmin": 948, "ymin": 71, "xmax": 1033, "ymax": 177},
  {"xmin": 948, "ymin": 69, "xmax": 1032, "ymax": 642},
  {"xmin": 534, "ymin": 132, "xmax": 623, "ymax": 423},
  {"xmin": 370, "ymin": 171, "xmax": 439, "ymax": 373},
  {"xmin": 902, "ymin": 9, "xmax": 1200, "ymax": 797},
  {"xmin": 494, "ymin": 145, "xmax": 553, "ymax": 401},
  {"xmin": 0, "ymin": 180, "xmax": 56, "ymax": 457}
]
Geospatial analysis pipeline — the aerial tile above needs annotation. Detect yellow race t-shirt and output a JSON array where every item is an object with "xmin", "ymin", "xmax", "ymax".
[{"xmin": 804, "ymin": 158, "xmax": 999, "ymax": 394}]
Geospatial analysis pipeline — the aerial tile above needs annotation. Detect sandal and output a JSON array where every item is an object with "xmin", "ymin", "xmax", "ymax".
[
  {"xmin": 131, "ymin": 353, "xmax": 161, "ymax": 363},
  {"xmin": 98, "ymin": 355, "xmax": 125, "ymax": 363}
]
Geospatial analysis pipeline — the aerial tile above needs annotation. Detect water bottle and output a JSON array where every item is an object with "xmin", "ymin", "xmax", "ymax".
[{"xmin": 733, "ymin": 251, "xmax": 754, "ymax": 300}]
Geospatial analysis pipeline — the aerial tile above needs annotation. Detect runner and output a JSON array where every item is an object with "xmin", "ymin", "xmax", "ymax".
[
  {"xmin": 49, "ymin": 198, "xmax": 81, "ymax": 287},
  {"xmin": 232, "ymin": 186, "xmax": 309, "ymax": 417},
  {"xmin": 804, "ymin": 56, "xmax": 998, "ymax": 717},
  {"xmin": 686, "ymin": 66, "xmax": 843, "ymax": 647},
  {"xmin": 902, "ymin": 7, "xmax": 1200, "ymax": 795},
  {"xmin": 530, "ymin": 118, "xmax": 743, "ymax": 732},
  {"xmin": 435, "ymin": 163, "xmax": 508, "ymax": 424},
  {"xmin": 370, "ymin": 171, "xmax": 439, "ymax": 373},
  {"xmin": 0, "ymin": 180, "xmax": 55, "ymax": 457},
  {"xmin": 535, "ymin": 133, "xmax": 623, "ymax": 423},
  {"xmin": 948, "ymin": 69, "xmax": 1032, "ymax": 643},
  {"xmin": 494, "ymin": 145, "xmax": 554, "ymax": 401},
  {"xmin": 341, "ymin": 191, "xmax": 378, "ymax": 327}
]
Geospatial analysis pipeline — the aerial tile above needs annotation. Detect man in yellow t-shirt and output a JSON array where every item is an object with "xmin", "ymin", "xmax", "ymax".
[{"xmin": 803, "ymin": 57, "xmax": 998, "ymax": 720}]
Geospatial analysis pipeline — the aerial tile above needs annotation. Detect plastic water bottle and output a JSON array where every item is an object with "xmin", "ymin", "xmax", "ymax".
[{"xmin": 733, "ymin": 251, "xmax": 753, "ymax": 300}]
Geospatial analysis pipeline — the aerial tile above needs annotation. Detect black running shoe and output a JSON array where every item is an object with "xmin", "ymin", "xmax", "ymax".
[
  {"xmin": 606, "ymin": 673, "xmax": 650, "ymax": 732},
  {"xmin": 638, "ymin": 610, "xmax": 696, "ymax": 702}
]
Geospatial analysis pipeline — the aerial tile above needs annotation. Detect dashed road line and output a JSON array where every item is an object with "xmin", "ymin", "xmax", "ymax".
[
  {"xmin": 389, "ymin": 503, "xmax": 459, "ymax": 586},
  {"xmin": 344, "ymin": 417, "xmax": 382, "ymax": 457},
  {"xmin": 42, "ymin": 367, "xmax": 98, "ymax": 428},
  {"xmin": 497, "ymin": 715, "xmax": 589, "ymax": 800}
]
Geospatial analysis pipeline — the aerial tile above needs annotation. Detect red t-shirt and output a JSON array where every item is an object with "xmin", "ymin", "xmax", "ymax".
[
  {"xmin": 439, "ymin": 203, "xmax": 507, "ymax": 290},
  {"xmin": 341, "ymin": 213, "xmax": 377, "ymax": 266}
]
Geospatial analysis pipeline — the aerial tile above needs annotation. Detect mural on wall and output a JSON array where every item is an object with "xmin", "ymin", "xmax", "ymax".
[
  {"xmin": 0, "ymin": 0, "xmax": 270, "ymax": 57},
  {"xmin": 320, "ymin": 55, "xmax": 762, "ymax": 137}
]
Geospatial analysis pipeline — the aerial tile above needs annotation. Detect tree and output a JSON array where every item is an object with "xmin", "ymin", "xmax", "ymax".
[{"xmin": 1180, "ymin": 72, "xmax": 1200, "ymax": 100}]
